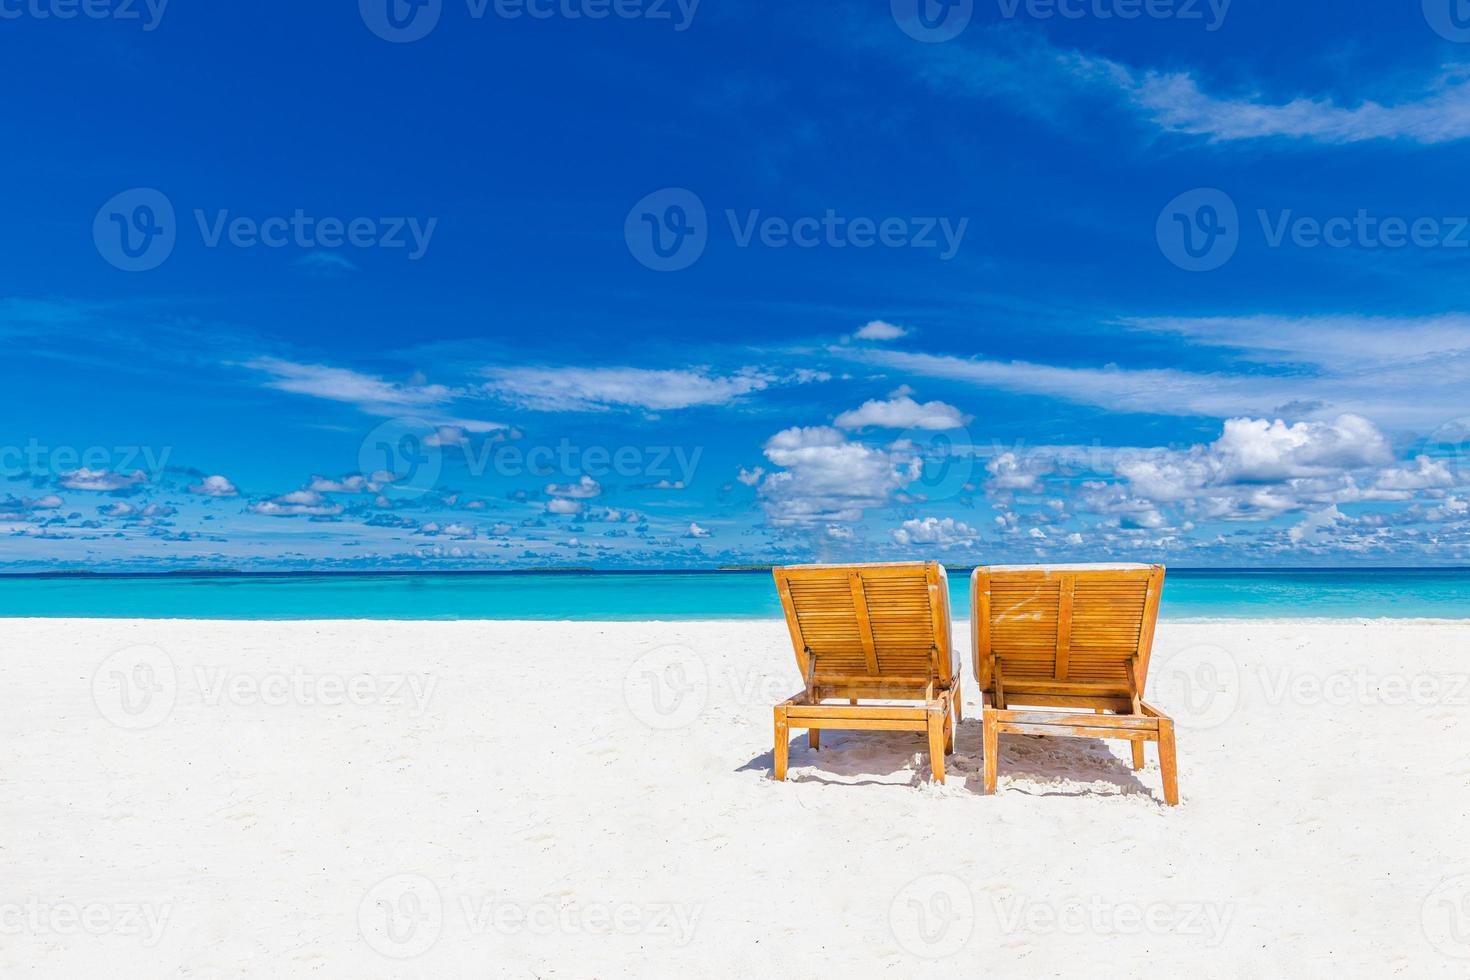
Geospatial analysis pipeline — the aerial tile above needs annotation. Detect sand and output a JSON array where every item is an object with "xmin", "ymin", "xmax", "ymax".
[{"xmin": 2, "ymin": 618, "xmax": 1468, "ymax": 978}]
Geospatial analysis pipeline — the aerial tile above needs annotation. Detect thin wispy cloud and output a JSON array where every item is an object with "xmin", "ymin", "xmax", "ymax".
[
  {"xmin": 482, "ymin": 365, "xmax": 827, "ymax": 413},
  {"xmin": 242, "ymin": 356, "xmax": 506, "ymax": 431},
  {"xmin": 1115, "ymin": 65, "xmax": 1470, "ymax": 145},
  {"xmin": 887, "ymin": 25, "xmax": 1470, "ymax": 146}
]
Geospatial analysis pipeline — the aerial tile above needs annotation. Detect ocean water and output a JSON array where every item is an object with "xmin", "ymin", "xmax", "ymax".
[{"xmin": 0, "ymin": 568, "xmax": 1467, "ymax": 621}]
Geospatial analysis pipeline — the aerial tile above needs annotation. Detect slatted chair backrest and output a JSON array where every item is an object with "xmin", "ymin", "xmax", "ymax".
[
  {"xmin": 774, "ymin": 562, "xmax": 954, "ymax": 699},
  {"xmin": 971, "ymin": 564, "xmax": 1165, "ymax": 707}
]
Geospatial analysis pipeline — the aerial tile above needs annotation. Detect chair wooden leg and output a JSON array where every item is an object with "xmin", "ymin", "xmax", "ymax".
[
  {"xmin": 773, "ymin": 707, "xmax": 789, "ymax": 781},
  {"xmin": 1131, "ymin": 740, "xmax": 1146, "ymax": 770},
  {"xmin": 809, "ymin": 728, "xmax": 820, "ymax": 751},
  {"xmin": 982, "ymin": 707, "xmax": 999, "ymax": 795},
  {"xmin": 1157, "ymin": 718, "xmax": 1179, "ymax": 805},
  {"xmin": 952, "ymin": 675, "xmax": 963, "ymax": 725},
  {"xmin": 944, "ymin": 704, "xmax": 955, "ymax": 755},
  {"xmin": 927, "ymin": 711, "xmax": 946, "ymax": 784}
]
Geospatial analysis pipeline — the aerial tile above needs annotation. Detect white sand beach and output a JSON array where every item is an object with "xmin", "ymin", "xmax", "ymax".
[{"xmin": 3, "ymin": 618, "xmax": 1468, "ymax": 977}]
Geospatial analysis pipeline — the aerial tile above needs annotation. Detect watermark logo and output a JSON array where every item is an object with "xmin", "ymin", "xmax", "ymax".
[
  {"xmin": 1425, "ymin": 0, "xmax": 1470, "ymax": 43},
  {"xmin": 622, "ymin": 644, "xmax": 708, "ymax": 730},
  {"xmin": 359, "ymin": 874, "xmax": 444, "ymax": 959},
  {"xmin": 94, "ymin": 188, "xmax": 176, "ymax": 272},
  {"xmin": 892, "ymin": 0, "xmax": 973, "ymax": 42},
  {"xmin": 1429, "ymin": 417, "xmax": 1470, "ymax": 483},
  {"xmin": 890, "ymin": 873, "xmax": 974, "ymax": 959},
  {"xmin": 625, "ymin": 187, "xmax": 708, "ymax": 272},
  {"xmin": 1157, "ymin": 188, "xmax": 1239, "ymax": 272},
  {"xmin": 1423, "ymin": 874, "xmax": 1470, "ymax": 959},
  {"xmin": 91, "ymin": 646, "xmax": 177, "ymax": 731},
  {"xmin": 359, "ymin": 417, "xmax": 443, "ymax": 498},
  {"xmin": 360, "ymin": 0, "xmax": 443, "ymax": 42},
  {"xmin": 1153, "ymin": 643, "xmax": 1240, "ymax": 730},
  {"xmin": 898, "ymin": 423, "xmax": 974, "ymax": 504},
  {"xmin": 92, "ymin": 645, "xmax": 178, "ymax": 730}
]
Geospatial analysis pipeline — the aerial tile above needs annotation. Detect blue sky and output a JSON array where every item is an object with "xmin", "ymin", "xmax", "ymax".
[{"xmin": 3, "ymin": 0, "xmax": 1470, "ymax": 569}]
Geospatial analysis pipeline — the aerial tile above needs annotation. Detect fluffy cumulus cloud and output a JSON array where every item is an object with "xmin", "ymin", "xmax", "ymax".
[
  {"xmin": 986, "ymin": 451, "xmax": 1053, "ymax": 492},
  {"xmin": 57, "ymin": 468, "xmax": 146, "ymax": 492},
  {"xmin": 685, "ymin": 522, "xmax": 711, "ymax": 539},
  {"xmin": 308, "ymin": 472, "xmax": 398, "ymax": 494},
  {"xmin": 546, "ymin": 498, "xmax": 582, "ymax": 515},
  {"xmin": 1374, "ymin": 456, "xmax": 1455, "ymax": 493},
  {"xmin": 891, "ymin": 516, "xmax": 980, "ymax": 548},
  {"xmin": 545, "ymin": 475, "xmax": 602, "ymax": 499},
  {"xmin": 834, "ymin": 395, "xmax": 969, "ymax": 431},
  {"xmin": 188, "ymin": 475, "xmax": 238, "ymax": 497},
  {"xmin": 1113, "ymin": 415, "xmax": 1393, "ymax": 514},
  {"xmin": 0, "ymin": 494, "xmax": 64, "ymax": 521},
  {"xmin": 852, "ymin": 320, "xmax": 909, "ymax": 341},
  {"xmin": 757, "ymin": 426, "xmax": 921, "ymax": 526},
  {"xmin": 417, "ymin": 522, "xmax": 476, "ymax": 539},
  {"xmin": 249, "ymin": 489, "xmax": 344, "ymax": 518}
]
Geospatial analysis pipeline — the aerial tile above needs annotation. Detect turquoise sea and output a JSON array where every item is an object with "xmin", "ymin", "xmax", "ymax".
[{"xmin": 0, "ymin": 568, "xmax": 1467, "ymax": 620}]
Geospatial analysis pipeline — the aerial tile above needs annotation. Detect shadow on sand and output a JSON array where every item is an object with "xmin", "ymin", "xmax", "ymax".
[{"xmin": 738, "ymin": 716, "xmax": 1160, "ymax": 800}]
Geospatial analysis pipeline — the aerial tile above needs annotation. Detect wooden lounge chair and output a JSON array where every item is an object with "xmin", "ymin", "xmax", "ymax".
[
  {"xmin": 971, "ymin": 564, "xmax": 1178, "ymax": 805},
  {"xmin": 771, "ymin": 562, "xmax": 959, "ymax": 784}
]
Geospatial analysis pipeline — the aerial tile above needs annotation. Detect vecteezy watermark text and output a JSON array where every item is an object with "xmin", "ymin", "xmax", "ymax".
[
  {"xmin": 997, "ymin": 0, "xmax": 1229, "ymax": 29},
  {"xmin": 0, "ymin": 439, "xmax": 171, "ymax": 481},
  {"xmin": 359, "ymin": 0, "xmax": 698, "ymax": 43},
  {"xmin": 361, "ymin": 418, "xmax": 704, "ymax": 497},
  {"xmin": 0, "ymin": 0, "xmax": 168, "ymax": 30},
  {"xmin": 0, "ymin": 899, "xmax": 172, "ymax": 946},
  {"xmin": 1158, "ymin": 188, "xmax": 1470, "ymax": 272},
  {"xmin": 93, "ymin": 187, "xmax": 437, "ymax": 272},
  {"xmin": 893, "ymin": 0, "xmax": 1227, "ymax": 42},
  {"xmin": 358, "ymin": 873, "xmax": 701, "ymax": 959},
  {"xmin": 625, "ymin": 187, "xmax": 968, "ymax": 272}
]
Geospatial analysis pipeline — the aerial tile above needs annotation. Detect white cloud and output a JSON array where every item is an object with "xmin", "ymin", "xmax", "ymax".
[
  {"xmin": 545, "ymin": 475, "xmax": 602, "ymax": 499},
  {"xmin": 737, "ymin": 466, "xmax": 765, "ymax": 486},
  {"xmin": 1112, "ymin": 63, "xmax": 1470, "ymax": 145},
  {"xmin": 986, "ymin": 451, "xmax": 1052, "ymax": 492},
  {"xmin": 825, "ymin": 524, "xmax": 855, "ymax": 541},
  {"xmin": 308, "ymin": 473, "xmax": 398, "ymax": 494},
  {"xmin": 853, "ymin": 320, "xmax": 909, "ymax": 341},
  {"xmin": 834, "ymin": 395, "xmax": 969, "ymax": 431},
  {"xmin": 242, "ymin": 357, "xmax": 506, "ymax": 431},
  {"xmin": 1374, "ymin": 456, "xmax": 1455, "ymax": 492},
  {"xmin": 483, "ymin": 366, "xmax": 818, "ymax": 412},
  {"xmin": 1116, "ymin": 415, "xmax": 1391, "ymax": 499},
  {"xmin": 848, "ymin": 318, "xmax": 1470, "ymax": 429},
  {"xmin": 188, "ymin": 475, "xmax": 238, "ymax": 497},
  {"xmin": 686, "ymin": 522, "xmax": 711, "ymax": 539},
  {"xmin": 417, "ymin": 522, "xmax": 476, "ymax": 539},
  {"xmin": 245, "ymin": 357, "xmax": 452, "ymax": 411},
  {"xmin": 546, "ymin": 498, "xmax": 582, "ymax": 516},
  {"xmin": 249, "ymin": 489, "xmax": 343, "ymax": 518},
  {"xmin": 1289, "ymin": 506, "xmax": 1346, "ymax": 547},
  {"xmin": 758, "ymin": 426, "xmax": 920, "ymax": 525},
  {"xmin": 892, "ymin": 516, "xmax": 979, "ymax": 548},
  {"xmin": 911, "ymin": 29, "xmax": 1470, "ymax": 146},
  {"xmin": 58, "ymin": 468, "xmax": 146, "ymax": 492}
]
